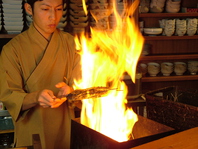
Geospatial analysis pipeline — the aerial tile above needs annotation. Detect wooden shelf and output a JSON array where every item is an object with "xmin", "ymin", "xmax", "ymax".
[
  {"xmin": 136, "ymin": 0, "xmax": 198, "ymax": 92},
  {"xmin": 0, "ymin": 110, "xmax": 10, "ymax": 117},
  {"xmin": 139, "ymin": 54, "xmax": 198, "ymax": 61},
  {"xmin": 0, "ymin": 129, "xmax": 14, "ymax": 134},
  {"xmin": 139, "ymin": 12, "xmax": 198, "ymax": 18},
  {"xmin": 0, "ymin": 34, "xmax": 18, "ymax": 38},
  {"xmin": 123, "ymin": 74, "xmax": 198, "ymax": 82},
  {"xmin": 144, "ymin": 35, "xmax": 198, "ymax": 41},
  {"xmin": 142, "ymin": 75, "xmax": 198, "ymax": 82}
]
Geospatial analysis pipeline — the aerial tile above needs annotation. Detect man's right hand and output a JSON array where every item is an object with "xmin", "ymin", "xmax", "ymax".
[{"xmin": 37, "ymin": 89, "xmax": 56, "ymax": 108}]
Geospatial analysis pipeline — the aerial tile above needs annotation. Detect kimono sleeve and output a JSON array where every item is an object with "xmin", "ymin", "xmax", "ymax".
[{"xmin": 0, "ymin": 44, "xmax": 27, "ymax": 122}]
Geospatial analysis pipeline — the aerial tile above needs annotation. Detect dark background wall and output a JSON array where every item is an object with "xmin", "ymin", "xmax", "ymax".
[{"xmin": 0, "ymin": 38, "xmax": 12, "ymax": 53}]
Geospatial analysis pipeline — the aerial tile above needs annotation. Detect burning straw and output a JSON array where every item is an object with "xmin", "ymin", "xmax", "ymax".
[{"xmin": 73, "ymin": 0, "xmax": 144, "ymax": 142}]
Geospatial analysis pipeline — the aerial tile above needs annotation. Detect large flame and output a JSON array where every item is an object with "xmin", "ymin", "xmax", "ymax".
[{"xmin": 74, "ymin": 0, "xmax": 144, "ymax": 142}]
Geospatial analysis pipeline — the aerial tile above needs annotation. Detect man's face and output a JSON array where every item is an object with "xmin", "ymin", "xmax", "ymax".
[{"xmin": 32, "ymin": 0, "xmax": 63, "ymax": 39}]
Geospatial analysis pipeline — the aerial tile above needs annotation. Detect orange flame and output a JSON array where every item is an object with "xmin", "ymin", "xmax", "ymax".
[
  {"xmin": 82, "ymin": 0, "xmax": 88, "ymax": 15},
  {"xmin": 74, "ymin": 0, "xmax": 144, "ymax": 142}
]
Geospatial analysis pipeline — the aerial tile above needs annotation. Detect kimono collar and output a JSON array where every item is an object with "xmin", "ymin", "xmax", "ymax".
[{"xmin": 27, "ymin": 23, "xmax": 59, "ymax": 44}]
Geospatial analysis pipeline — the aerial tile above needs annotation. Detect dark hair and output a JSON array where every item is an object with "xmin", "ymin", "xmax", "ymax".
[
  {"xmin": 26, "ymin": 0, "xmax": 64, "ymax": 10},
  {"xmin": 26, "ymin": 0, "xmax": 42, "ymax": 10}
]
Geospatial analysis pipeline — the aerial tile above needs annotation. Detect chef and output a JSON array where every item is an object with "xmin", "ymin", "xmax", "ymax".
[{"xmin": 0, "ymin": 0, "xmax": 81, "ymax": 148}]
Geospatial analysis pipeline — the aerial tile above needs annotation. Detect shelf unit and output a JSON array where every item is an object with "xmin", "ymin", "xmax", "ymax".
[
  {"xmin": 144, "ymin": 35, "xmax": 198, "ymax": 40},
  {"xmin": 0, "ymin": 1, "xmax": 197, "ymax": 92},
  {"xmin": 0, "ymin": 129, "xmax": 14, "ymax": 135},
  {"xmin": 139, "ymin": 54, "xmax": 198, "ymax": 83},
  {"xmin": 0, "ymin": 34, "xmax": 17, "ymax": 39},
  {"xmin": 0, "ymin": 110, "xmax": 14, "ymax": 148},
  {"xmin": 139, "ymin": 12, "xmax": 198, "ymax": 18},
  {"xmin": 142, "ymin": 75, "xmax": 198, "ymax": 82},
  {"xmin": 140, "ymin": 54, "xmax": 198, "ymax": 61},
  {"xmin": 123, "ymin": 74, "xmax": 198, "ymax": 82},
  {"xmin": 136, "ymin": 0, "xmax": 198, "ymax": 93}
]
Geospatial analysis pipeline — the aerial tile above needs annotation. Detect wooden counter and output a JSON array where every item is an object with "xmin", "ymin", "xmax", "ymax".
[
  {"xmin": 0, "ymin": 129, "xmax": 14, "ymax": 134},
  {"xmin": 131, "ymin": 127, "xmax": 198, "ymax": 149}
]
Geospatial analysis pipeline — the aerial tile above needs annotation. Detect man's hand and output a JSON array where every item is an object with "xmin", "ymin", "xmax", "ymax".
[
  {"xmin": 50, "ymin": 97, "xmax": 67, "ymax": 108},
  {"xmin": 37, "ymin": 89, "xmax": 56, "ymax": 108},
  {"xmin": 50, "ymin": 82, "xmax": 73, "ymax": 108},
  {"xmin": 37, "ymin": 82, "xmax": 72, "ymax": 108},
  {"xmin": 55, "ymin": 82, "xmax": 72, "ymax": 98},
  {"xmin": 22, "ymin": 83, "xmax": 73, "ymax": 110}
]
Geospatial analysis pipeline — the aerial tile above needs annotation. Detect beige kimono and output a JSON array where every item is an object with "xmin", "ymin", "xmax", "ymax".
[{"xmin": 0, "ymin": 24, "xmax": 81, "ymax": 149}]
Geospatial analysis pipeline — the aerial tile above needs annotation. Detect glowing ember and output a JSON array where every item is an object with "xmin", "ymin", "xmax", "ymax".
[{"xmin": 73, "ymin": 0, "xmax": 144, "ymax": 142}]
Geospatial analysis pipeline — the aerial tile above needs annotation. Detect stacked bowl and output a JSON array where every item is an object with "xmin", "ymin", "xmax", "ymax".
[
  {"xmin": 174, "ymin": 62, "xmax": 187, "ymax": 76},
  {"xmin": 166, "ymin": 0, "xmax": 181, "ymax": 13},
  {"xmin": 108, "ymin": 0, "xmax": 127, "ymax": 30},
  {"xmin": 25, "ymin": 13, "xmax": 32, "ymax": 27},
  {"xmin": 188, "ymin": 61, "xmax": 198, "ymax": 75},
  {"xmin": 69, "ymin": 0, "xmax": 88, "ymax": 33},
  {"xmin": 159, "ymin": 19, "xmax": 175, "ymax": 36},
  {"xmin": 89, "ymin": 0, "xmax": 110, "ymax": 30},
  {"xmin": 147, "ymin": 62, "xmax": 160, "ymax": 77},
  {"xmin": 164, "ymin": 19, "xmax": 175, "ymax": 36},
  {"xmin": 2, "ymin": 0, "xmax": 24, "ymax": 34},
  {"xmin": 150, "ymin": 0, "xmax": 166, "ymax": 13},
  {"xmin": 139, "ymin": 0, "xmax": 150, "ymax": 13},
  {"xmin": 161, "ymin": 62, "xmax": 173, "ymax": 76},
  {"xmin": 186, "ymin": 18, "xmax": 197, "ymax": 36},
  {"xmin": 57, "ymin": 3, "xmax": 67, "ymax": 31},
  {"xmin": 175, "ymin": 19, "xmax": 186, "ymax": 36}
]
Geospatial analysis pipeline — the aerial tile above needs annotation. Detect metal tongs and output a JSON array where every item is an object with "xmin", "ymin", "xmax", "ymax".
[{"xmin": 66, "ymin": 86, "xmax": 116, "ymax": 102}]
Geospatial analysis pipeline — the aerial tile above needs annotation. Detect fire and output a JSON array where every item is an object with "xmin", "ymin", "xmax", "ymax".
[{"xmin": 73, "ymin": 0, "xmax": 144, "ymax": 142}]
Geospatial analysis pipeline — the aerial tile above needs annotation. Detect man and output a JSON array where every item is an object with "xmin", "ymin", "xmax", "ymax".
[{"xmin": 0, "ymin": 0, "xmax": 81, "ymax": 148}]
